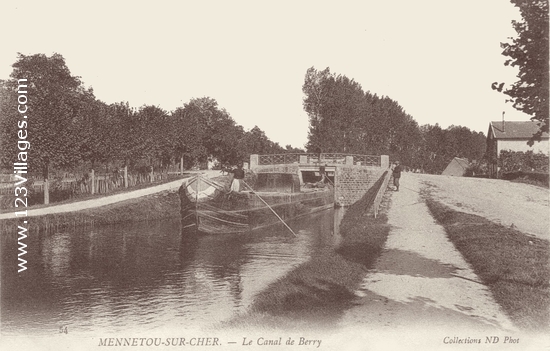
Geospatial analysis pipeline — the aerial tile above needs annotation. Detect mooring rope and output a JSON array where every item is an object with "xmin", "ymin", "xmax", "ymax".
[{"xmin": 241, "ymin": 180, "xmax": 297, "ymax": 237}]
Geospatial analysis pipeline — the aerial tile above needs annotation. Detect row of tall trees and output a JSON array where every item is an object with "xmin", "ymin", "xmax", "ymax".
[
  {"xmin": 302, "ymin": 67, "xmax": 486, "ymax": 174},
  {"xmin": 416, "ymin": 124, "xmax": 486, "ymax": 174},
  {"xmin": 0, "ymin": 53, "xmax": 299, "ymax": 201}
]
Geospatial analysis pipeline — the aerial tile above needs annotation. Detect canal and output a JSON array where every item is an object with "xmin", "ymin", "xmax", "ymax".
[{"xmin": 1, "ymin": 208, "xmax": 345, "ymax": 336}]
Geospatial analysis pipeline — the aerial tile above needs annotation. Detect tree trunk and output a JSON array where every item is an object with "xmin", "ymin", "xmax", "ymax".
[
  {"xmin": 124, "ymin": 164, "xmax": 128, "ymax": 188},
  {"xmin": 180, "ymin": 155, "xmax": 184, "ymax": 175},
  {"xmin": 105, "ymin": 163, "xmax": 108, "ymax": 193},
  {"xmin": 43, "ymin": 162, "xmax": 49, "ymax": 205}
]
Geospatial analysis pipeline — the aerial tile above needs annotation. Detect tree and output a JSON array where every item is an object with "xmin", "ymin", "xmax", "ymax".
[
  {"xmin": 170, "ymin": 106, "xmax": 200, "ymax": 170},
  {"xmin": 416, "ymin": 124, "xmax": 486, "ymax": 174},
  {"xmin": 76, "ymin": 91, "xmax": 111, "ymax": 170},
  {"xmin": 0, "ymin": 79, "xmax": 18, "ymax": 168},
  {"xmin": 239, "ymin": 126, "xmax": 273, "ymax": 155},
  {"xmin": 302, "ymin": 66, "xmax": 423, "ymax": 159},
  {"xmin": 171, "ymin": 97, "xmax": 245, "ymax": 168},
  {"xmin": 285, "ymin": 144, "xmax": 305, "ymax": 153},
  {"xmin": 493, "ymin": 0, "xmax": 549, "ymax": 144},
  {"xmin": 135, "ymin": 105, "xmax": 171, "ymax": 168},
  {"xmin": 302, "ymin": 67, "xmax": 333, "ymax": 153},
  {"xmin": 5, "ymin": 53, "xmax": 86, "ymax": 203},
  {"xmin": 108, "ymin": 101, "xmax": 141, "ymax": 170}
]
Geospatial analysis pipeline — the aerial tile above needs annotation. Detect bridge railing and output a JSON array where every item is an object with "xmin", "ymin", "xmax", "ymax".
[
  {"xmin": 258, "ymin": 153, "xmax": 305, "ymax": 165},
  {"xmin": 255, "ymin": 153, "xmax": 382, "ymax": 167}
]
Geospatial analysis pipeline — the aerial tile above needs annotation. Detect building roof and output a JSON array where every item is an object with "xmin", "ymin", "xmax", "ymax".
[
  {"xmin": 441, "ymin": 157, "xmax": 470, "ymax": 176},
  {"xmin": 453, "ymin": 157, "xmax": 470, "ymax": 169},
  {"xmin": 489, "ymin": 121, "xmax": 549, "ymax": 140}
]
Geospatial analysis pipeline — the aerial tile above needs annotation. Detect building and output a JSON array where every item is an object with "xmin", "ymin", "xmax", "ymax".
[
  {"xmin": 486, "ymin": 120, "xmax": 549, "ymax": 177},
  {"xmin": 441, "ymin": 157, "xmax": 470, "ymax": 176}
]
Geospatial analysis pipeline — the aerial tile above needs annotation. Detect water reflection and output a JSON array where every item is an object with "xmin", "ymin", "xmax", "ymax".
[{"xmin": 1, "ymin": 208, "xmax": 344, "ymax": 336}]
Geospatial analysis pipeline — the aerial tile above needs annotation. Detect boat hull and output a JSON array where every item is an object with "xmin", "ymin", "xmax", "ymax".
[{"xmin": 179, "ymin": 176, "xmax": 334, "ymax": 234}]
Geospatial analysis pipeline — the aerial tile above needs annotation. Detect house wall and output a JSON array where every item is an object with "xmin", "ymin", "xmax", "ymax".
[{"xmin": 497, "ymin": 139, "xmax": 549, "ymax": 155}]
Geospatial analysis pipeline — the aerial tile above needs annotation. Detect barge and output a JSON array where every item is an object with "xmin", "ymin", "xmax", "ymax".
[{"xmin": 179, "ymin": 172, "xmax": 334, "ymax": 234}]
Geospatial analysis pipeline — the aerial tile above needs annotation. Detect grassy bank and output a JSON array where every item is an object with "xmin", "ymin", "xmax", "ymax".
[
  {"xmin": 0, "ymin": 189, "xmax": 181, "ymax": 238},
  {"xmin": 425, "ymin": 198, "xmax": 550, "ymax": 331},
  {"xmin": 225, "ymin": 178, "xmax": 391, "ymax": 330},
  {"xmin": 0, "ymin": 174, "xmax": 188, "ymax": 213}
]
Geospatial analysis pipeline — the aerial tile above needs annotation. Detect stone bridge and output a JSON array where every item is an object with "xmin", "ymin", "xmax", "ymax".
[{"xmin": 249, "ymin": 153, "xmax": 390, "ymax": 206}]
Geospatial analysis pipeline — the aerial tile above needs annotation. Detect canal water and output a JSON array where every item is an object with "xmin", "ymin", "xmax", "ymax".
[{"xmin": 1, "ymin": 209, "xmax": 345, "ymax": 336}]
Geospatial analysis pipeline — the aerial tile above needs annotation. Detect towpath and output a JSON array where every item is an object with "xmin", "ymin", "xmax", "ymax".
[
  {"xmin": 339, "ymin": 173, "xmax": 520, "ymax": 338},
  {"xmin": 421, "ymin": 174, "xmax": 549, "ymax": 240},
  {"xmin": 0, "ymin": 170, "xmax": 221, "ymax": 220}
]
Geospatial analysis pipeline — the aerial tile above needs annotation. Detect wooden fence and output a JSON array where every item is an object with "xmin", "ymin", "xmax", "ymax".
[{"xmin": 0, "ymin": 170, "xmax": 182, "ymax": 196}]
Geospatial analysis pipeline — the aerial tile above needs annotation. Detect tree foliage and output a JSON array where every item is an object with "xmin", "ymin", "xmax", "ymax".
[
  {"xmin": 5, "ymin": 53, "xmax": 86, "ymax": 172},
  {"xmin": 414, "ymin": 124, "xmax": 486, "ymax": 174},
  {"xmin": 76, "ymin": 90, "xmax": 111, "ymax": 168},
  {"xmin": 303, "ymin": 67, "xmax": 422, "ymax": 157},
  {"xmin": 499, "ymin": 149, "xmax": 549, "ymax": 173},
  {"xmin": 0, "ymin": 53, "xmax": 294, "ymax": 179},
  {"xmin": 172, "ymin": 97, "xmax": 245, "ymax": 167},
  {"xmin": 302, "ymin": 66, "xmax": 487, "ymax": 174},
  {"xmin": 493, "ymin": 0, "xmax": 549, "ymax": 143}
]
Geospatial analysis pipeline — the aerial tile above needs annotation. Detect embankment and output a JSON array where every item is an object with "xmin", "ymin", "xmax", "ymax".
[
  {"xmin": 0, "ymin": 189, "xmax": 181, "ymax": 237},
  {"xmin": 224, "ymin": 173, "xmax": 392, "ymax": 330},
  {"xmin": 425, "ymin": 198, "xmax": 550, "ymax": 331}
]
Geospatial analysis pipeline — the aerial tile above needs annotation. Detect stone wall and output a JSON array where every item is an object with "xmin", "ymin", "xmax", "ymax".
[
  {"xmin": 335, "ymin": 166, "xmax": 387, "ymax": 206},
  {"xmin": 250, "ymin": 158, "xmax": 389, "ymax": 207}
]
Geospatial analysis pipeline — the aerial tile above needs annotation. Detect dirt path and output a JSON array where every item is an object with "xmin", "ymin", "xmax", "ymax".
[
  {"xmin": 0, "ymin": 170, "xmax": 221, "ymax": 220},
  {"xmin": 340, "ymin": 173, "xmax": 517, "ymax": 335},
  {"xmin": 419, "ymin": 173, "xmax": 549, "ymax": 240}
]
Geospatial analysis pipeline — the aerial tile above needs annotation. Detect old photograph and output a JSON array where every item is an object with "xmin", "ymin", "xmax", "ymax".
[{"xmin": 0, "ymin": 1, "xmax": 548, "ymax": 350}]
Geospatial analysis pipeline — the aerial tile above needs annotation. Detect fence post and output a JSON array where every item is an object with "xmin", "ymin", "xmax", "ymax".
[
  {"xmin": 91, "ymin": 169, "xmax": 95, "ymax": 194},
  {"xmin": 345, "ymin": 156, "xmax": 353, "ymax": 165},
  {"xmin": 150, "ymin": 166, "xmax": 154, "ymax": 183},
  {"xmin": 181, "ymin": 156, "xmax": 184, "ymax": 175},
  {"xmin": 381, "ymin": 155, "xmax": 389, "ymax": 169},
  {"xmin": 44, "ymin": 179, "xmax": 49, "ymax": 205},
  {"xmin": 124, "ymin": 165, "xmax": 128, "ymax": 188},
  {"xmin": 250, "ymin": 154, "xmax": 259, "ymax": 169}
]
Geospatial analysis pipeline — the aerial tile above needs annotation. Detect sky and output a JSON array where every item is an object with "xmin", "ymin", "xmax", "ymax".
[{"xmin": 1, "ymin": 0, "xmax": 527, "ymax": 149}]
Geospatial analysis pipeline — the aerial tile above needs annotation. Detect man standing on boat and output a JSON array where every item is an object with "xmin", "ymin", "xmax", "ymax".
[{"xmin": 229, "ymin": 162, "xmax": 245, "ymax": 192}]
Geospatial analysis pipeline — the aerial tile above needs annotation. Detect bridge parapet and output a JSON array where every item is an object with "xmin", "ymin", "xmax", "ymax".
[
  {"xmin": 250, "ymin": 154, "xmax": 390, "ymax": 206},
  {"xmin": 251, "ymin": 153, "xmax": 385, "ymax": 168}
]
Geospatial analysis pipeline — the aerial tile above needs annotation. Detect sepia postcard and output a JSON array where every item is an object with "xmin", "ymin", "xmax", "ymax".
[{"xmin": 1, "ymin": 1, "xmax": 548, "ymax": 350}]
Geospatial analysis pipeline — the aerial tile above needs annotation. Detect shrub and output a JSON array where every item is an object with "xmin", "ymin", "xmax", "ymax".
[{"xmin": 499, "ymin": 150, "xmax": 549, "ymax": 174}]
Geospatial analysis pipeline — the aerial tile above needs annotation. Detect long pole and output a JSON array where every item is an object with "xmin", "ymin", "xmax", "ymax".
[{"xmin": 241, "ymin": 180, "xmax": 297, "ymax": 237}]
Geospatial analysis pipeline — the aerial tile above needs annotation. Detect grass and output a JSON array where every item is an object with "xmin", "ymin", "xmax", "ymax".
[
  {"xmin": 224, "ymin": 179, "xmax": 392, "ymax": 330},
  {"xmin": 424, "ymin": 198, "xmax": 550, "ymax": 331},
  {"xmin": 0, "ymin": 174, "xmax": 189, "ymax": 213},
  {"xmin": 508, "ymin": 177, "xmax": 549, "ymax": 188},
  {"xmin": 0, "ymin": 189, "xmax": 182, "ymax": 239}
]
